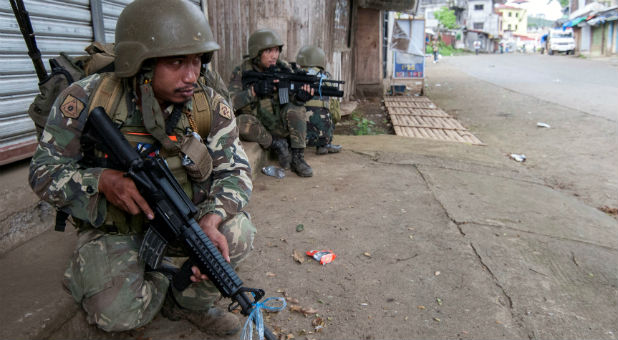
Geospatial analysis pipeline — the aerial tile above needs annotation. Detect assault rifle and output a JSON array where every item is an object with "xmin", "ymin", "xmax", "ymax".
[
  {"xmin": 83, "ymin": 107, "xmax": 277, "ymax": 340},
  {"xmin": 242, "ymin": 67, "xmax": 344, "ymax": 104},
  {"xmin": 10, "ymin": 0, "xmax": 48, "ymax": 81}
]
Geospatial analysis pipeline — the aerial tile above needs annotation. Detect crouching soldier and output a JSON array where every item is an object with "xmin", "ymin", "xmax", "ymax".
[
  {"xmin": 229, "ymin": 29, "xmax": 315, "ymax": 177},
  {"xmin": 28, "ymin": 0, "xmax": 254, "ymax": 335},
  {"xmin": 295, "ymin": 45, "xmax": 342, "ymax": 155}
]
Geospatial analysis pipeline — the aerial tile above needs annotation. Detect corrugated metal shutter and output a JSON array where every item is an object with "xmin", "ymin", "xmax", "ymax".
[
  {"xmin": 0, "ymin": 0, "xmax": 93, "ymax": 165},
  {"xmin": 0, "ymin": 0, "xmax": 204, "ymax": 165}
]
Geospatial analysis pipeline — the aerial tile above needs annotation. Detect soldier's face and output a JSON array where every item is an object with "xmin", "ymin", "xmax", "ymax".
[
  {"xmin": 259, "ymin": 47, "xmax": 280, "ymax": 69},
  {"xmin": 151, "ymin": 54, "xmax": 202, "ymax": 104}
]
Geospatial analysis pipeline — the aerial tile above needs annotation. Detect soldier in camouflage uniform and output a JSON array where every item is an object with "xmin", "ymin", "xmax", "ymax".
[
  {"xmin": 28, "ymin": 0, "xmax": 253, "ymax": 336},
  {"xmin": 295, "ymin": 45, "xmax": 342, "ymax": 155},
  {"xmin": 228, "ymin": 29, "xmax": 315, "ymax": 177}
]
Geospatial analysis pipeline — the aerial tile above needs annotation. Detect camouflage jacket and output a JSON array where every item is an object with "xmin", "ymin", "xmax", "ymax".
[
  {"xmin": 299, "ymin": 66, "xmax": 342, "ymax": 122},
  {"xmin": 228, "ymin": 58, "xmax": 301, "ymax": 116},
  {"xmin": 29, "ymin": 73, "xmax": 252, "ymax": 229}
]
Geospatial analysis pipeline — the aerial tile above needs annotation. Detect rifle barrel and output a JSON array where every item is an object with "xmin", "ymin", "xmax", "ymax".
[{"xmin": 10, "ymin": 0, "xmax": 48, "ymax": 81}]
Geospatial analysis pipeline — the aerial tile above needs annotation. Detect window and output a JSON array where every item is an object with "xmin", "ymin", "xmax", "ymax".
[
  {"xmin": 508, "ymin": 12, "xmax": 512, "ymax": 17},
  {"xmin": 515, "ymin": 24, "xmax": 518, "ymax": 30},
  {"xmin": 474, "ymin": 4, "xmax": 484, "ymax": 10},
  {"xmin": 508, "ymin": 24, "xmax": 512, "ymax": 30},
  {"xmin": 516, "ymin": 12, "xmax": 519, "ymax": 17},
  {"xmin": 474, "ymin": 22, "xmax": 484, "ymax": 29}
]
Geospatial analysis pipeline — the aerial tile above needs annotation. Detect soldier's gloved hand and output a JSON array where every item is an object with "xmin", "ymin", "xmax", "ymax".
[
  {"xmin": 294, "ymin": 87, "xmax": 313, "ymax": 103},
  {"xmin": 254, "ymin": 80, "xmax": 274, "ymax": 97}
]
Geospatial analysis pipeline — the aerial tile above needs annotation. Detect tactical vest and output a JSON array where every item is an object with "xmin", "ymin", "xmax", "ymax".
[
  {"xmin": 240, "ymin": 58, "xmax": 284, "ymax": 118},
  {"xmin": 75, "ymin": 74, "xmax": 214, "ymax": 234}
]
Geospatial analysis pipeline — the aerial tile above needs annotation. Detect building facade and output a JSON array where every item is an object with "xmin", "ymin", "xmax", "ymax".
[{"xmin": 465, "ymin": 0, "xmax": 501, "ymax": 52}]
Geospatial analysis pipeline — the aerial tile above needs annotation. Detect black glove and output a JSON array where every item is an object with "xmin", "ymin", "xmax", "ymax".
[
  {"xmin": 253, "ymin": 80, "xmax": 274, "ymax": 97},
  {"xmin": 294, "ymin": 88, "xmax": 313, "ymax": 103}
]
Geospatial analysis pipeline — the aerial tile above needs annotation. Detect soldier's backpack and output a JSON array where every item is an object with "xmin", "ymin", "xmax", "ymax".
[{"xmin": 28, "ymin": 42, "xmax": 117, "ymax": 140}]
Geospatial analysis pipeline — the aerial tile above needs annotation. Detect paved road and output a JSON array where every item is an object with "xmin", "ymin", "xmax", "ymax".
[{"xmin": 443, "ymin": 54, "xmax": 618, "ymax": 121}]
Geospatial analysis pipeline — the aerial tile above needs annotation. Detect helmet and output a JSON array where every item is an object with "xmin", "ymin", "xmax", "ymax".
[
  {"xmin": 114, "ymin": 0, "xmax": 220, "ymax": 78},
  {"xmin": 248, "ymin": 29, "xmax": 284, "ymax": 59},
  {"xmin": 296, "ymin": 45, "xmax": 326, "ymax": 69}
]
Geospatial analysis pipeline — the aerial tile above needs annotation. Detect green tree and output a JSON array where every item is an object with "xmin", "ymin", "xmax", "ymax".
[{"xmin": 434, "ymin": 6, "xmax": 457, "ymax": 30}]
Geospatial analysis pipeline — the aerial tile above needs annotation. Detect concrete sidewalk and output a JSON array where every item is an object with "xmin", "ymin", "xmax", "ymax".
[{"xmin": 1, "ymin": 133, "xmax": 617, "ymax": 339}]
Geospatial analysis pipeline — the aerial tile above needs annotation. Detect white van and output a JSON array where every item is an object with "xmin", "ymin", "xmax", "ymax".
[{"xmin": 547, "ymin": 28, "xmax": 576, "ymax": 55}]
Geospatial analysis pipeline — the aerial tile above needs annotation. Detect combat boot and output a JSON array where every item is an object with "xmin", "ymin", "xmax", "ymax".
[
  {"xmin": 316, "ymin": 143, "xmax": 342, "ymax": 155},
  {"xmin": 270, "ymin": 138, "xmax": 291, "ymax": 169},
  {"xmin": 161, "ymin": 294, "xmax": 241, "ymax": 336},
  {"xmin": 316, "ymin": 145, "xmax": 329, "ymax": 155},
  {"xmin": 291, "ymin": 148, "xmax": 313, "ymax": 177},
  {"xmin": 325, "ymin": 143, "xmax": 342, "ymax": 153}
]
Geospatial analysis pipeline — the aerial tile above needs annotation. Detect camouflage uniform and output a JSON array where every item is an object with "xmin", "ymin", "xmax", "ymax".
[
  {"xmin": 228, "ymin": 59, "xmax": 308, "ymax": 149},
  {"xmin": 301, "ymin": 67, "xmax": 335, "ymax": 148},
  {"xmin": 29, "ymin": 73, "xmax": 255, "ymax": 332}
]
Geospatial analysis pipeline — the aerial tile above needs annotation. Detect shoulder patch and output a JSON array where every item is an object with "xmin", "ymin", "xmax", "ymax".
[
  {"xmin": 218, "ymin": 102, "xmax": 232, "ymax": 120},
  {"xmin": 60, "ymin": 95, "xmax": 84, "ymax": 119}
]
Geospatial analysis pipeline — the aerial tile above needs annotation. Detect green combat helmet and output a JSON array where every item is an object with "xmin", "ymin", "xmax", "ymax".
[
  {"xmin": 115, "ymin": 0, "xmax": 220, "ymax": 77},
  {"xmin": 296, "ymin": 45, "xmax": 326, "ymax": 69},
  {"xmin": 248, "ymin": 28, "xmax": 284, "ymax": 59}
]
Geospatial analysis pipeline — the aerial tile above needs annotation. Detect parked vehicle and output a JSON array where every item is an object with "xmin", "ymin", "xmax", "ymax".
[{"xmin": 547, "ymin": 28, "xmax": 576, "ymax": 55}]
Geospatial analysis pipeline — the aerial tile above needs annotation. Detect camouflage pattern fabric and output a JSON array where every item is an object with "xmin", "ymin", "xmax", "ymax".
[
  {"xmin": 63, "ymin": 212, "xmax": 254, "ymax": 331},
  {"xmin": 172, "ymin": 212, "xmax": 255, "ymax": 310},
  {"xmin": 229, "ymin": 58, "xmax": 308, "ymax": 148},
  {"xmin": 29, "ymin": 73, "xmax": 252, "ymax": 224},
  {"xmin": 29, "ymin": 72, "xmax": 255, "ymax": 332},
  {"xmin": 299, "ymin": 67, "xmax": 335, "ymax": 147},
  {"xmin": 236, "ymin": 114, "xmax": 272, "ymax": 148},
  {"xmin": 201, "ymin": 67, "xmax": 231, "ymax": 104},
  {"xmin": 305, "ymin": 106, "xmax": 333, "ymax": 147}
]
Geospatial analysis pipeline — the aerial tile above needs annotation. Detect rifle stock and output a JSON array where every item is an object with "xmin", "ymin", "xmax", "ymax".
[{"xmin": 84, "ymin": 107, "xmax": 277, "ymax": 340}]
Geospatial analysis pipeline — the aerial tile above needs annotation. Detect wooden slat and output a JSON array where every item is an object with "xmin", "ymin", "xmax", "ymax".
[{"xmin": 385, "ymin": 95, "xmax": 483, "ymax": 145}]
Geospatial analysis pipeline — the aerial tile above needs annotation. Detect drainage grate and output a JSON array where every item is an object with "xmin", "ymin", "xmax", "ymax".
[{"xmin": 384, "ymin": 96, "xmax": 484, "ymax": 145}]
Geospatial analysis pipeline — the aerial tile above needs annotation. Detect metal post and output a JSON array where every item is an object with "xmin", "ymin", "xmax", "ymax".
[{"xmin": 90, "ymin": 0, "xmax": 105, "ymax": 43}]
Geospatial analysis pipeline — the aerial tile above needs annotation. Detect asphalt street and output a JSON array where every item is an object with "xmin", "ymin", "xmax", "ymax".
[{"xmin": 444, "ymin": 53, "xmax": 618, "ymax": 121}]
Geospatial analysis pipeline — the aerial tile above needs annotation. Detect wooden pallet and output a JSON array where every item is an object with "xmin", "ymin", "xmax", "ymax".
[
  {"xmin": 385, "ymin": 96, "xmax": 483, "ymax": 145},
  {"xmin": 384, "ymin": 101, "xmax": 437, "ymax": 109}
]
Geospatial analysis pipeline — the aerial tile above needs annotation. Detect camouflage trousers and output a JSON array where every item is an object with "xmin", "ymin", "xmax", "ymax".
[
  {"xmin": 305, "ymin": 106, "xmax": 333, "ymax": 147},
  {"xmin": 237, "ymin": 101, "xmax": 307, "ymax": 149},
  {"xmin": 63, "ymin": 212, "xmax": 256, "ymax": 332}
]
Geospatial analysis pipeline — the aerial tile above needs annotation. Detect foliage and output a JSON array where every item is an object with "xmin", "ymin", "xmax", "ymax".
[
  {"xmin": 558, "ymin": 0, "xmax": 569, "ymax": 8},
  {"xmin": 352, "ymin": 113, "xmax": 377, "ymax": 135},
  {"xmin": 434, "ymin": 7, "xmax": 457, "ymax": 30},
  {"xmin": 426, "ymin": 41, "xmax": 465, "ymax": 56}
]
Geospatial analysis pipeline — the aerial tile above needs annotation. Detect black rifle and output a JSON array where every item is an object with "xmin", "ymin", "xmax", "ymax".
[
  {"xmin": 10, "ymin": 0, "xmax": 48, "ymax": 81},
  {"xmin": 83, "ymin": 106, "xmax": 277, "ymax": 340},
  {"xmin": 242, "ymin": 67, "xmax": 344, "ymax": 104}
]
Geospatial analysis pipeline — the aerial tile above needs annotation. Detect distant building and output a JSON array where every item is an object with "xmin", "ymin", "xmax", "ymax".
[
  {"xmin": 566, "ymin": 0, "xmax": 618, "ymax": 56},
  {"xmin": 496, "ymin": 4, "xmax": 528, "ymax": 36},
  {"xmin": 465, "ymin": 0, "xmax": 501, "ymax": 52},
  {"xmin": 418, "ymin": 0, "xmax": 467, "ymax": 36}
]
